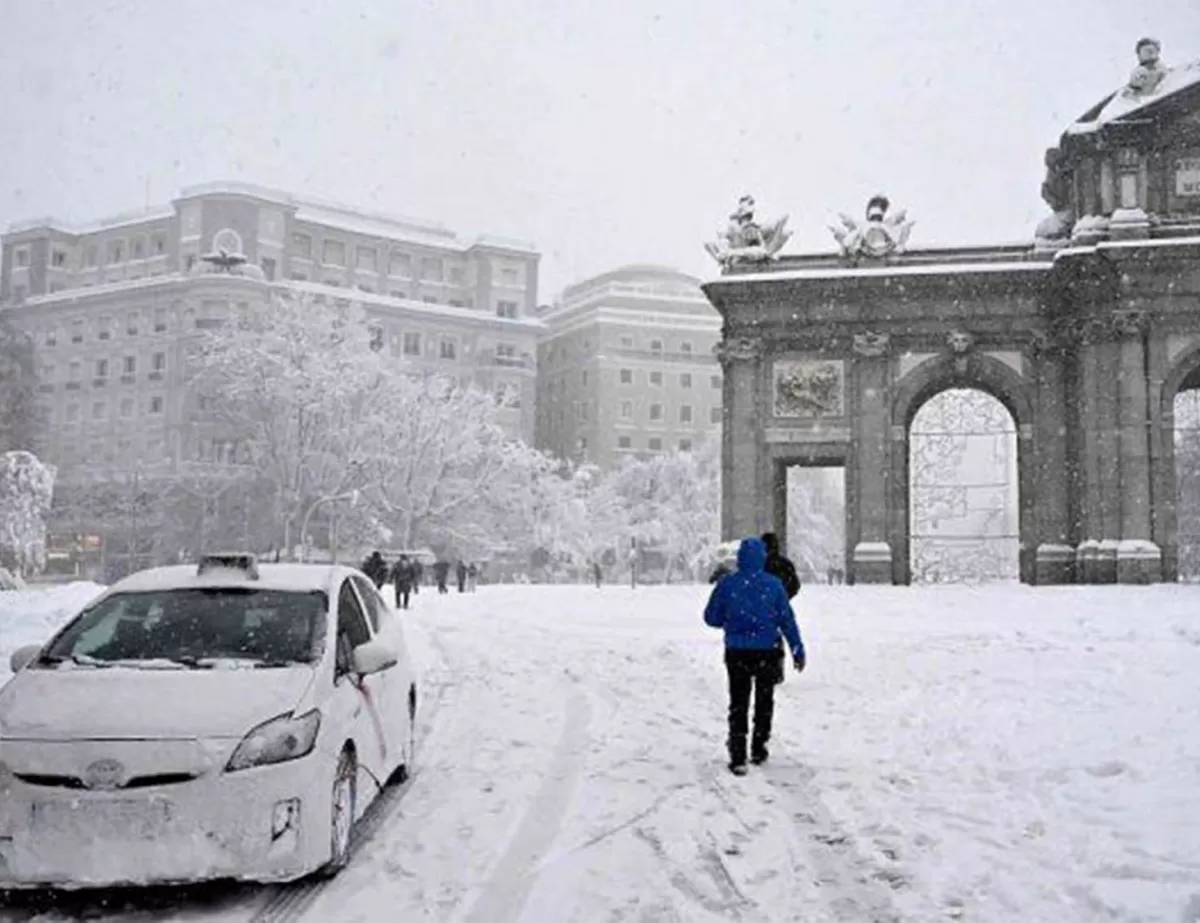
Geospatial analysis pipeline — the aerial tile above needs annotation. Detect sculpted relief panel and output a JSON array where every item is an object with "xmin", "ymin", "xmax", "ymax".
[{"xmin": 773, "ymin": 359, "xmax": 845, "ymax": 418}]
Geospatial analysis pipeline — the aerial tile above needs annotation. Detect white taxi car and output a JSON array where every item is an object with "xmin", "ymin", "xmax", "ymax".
[{"xmin": 0, "ymin": 553, "xmax": 418, "ymax": 889}]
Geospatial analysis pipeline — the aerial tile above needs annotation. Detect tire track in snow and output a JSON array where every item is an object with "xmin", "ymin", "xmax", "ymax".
[{"xmin": 449, "ymin": 674, "xmax": 592, "ymax": 923}]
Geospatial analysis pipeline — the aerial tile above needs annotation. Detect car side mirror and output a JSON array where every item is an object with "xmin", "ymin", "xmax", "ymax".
[
  {"xmin": 9, "ymin": 644, "xmax": 41, "ymax": 674},
  {"xmin": 351, "ymin": 639, "xmax": 398, "ymax": 677}
]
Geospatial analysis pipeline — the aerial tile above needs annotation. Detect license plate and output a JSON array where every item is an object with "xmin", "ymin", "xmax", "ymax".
[{"xmin": 31, "ymin": 798, "xmax": 173, "ymax": 839}]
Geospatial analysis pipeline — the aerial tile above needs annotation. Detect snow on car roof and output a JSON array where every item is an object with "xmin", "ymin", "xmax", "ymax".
[{"xmin": 108, "ymin": 563, "xmax": 352, "ymax": 596}]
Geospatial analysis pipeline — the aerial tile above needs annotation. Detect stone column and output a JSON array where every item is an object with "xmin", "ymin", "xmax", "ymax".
[
  {"xmin": 718, "ymin": 336, "xmax": 764, "ymax": 540},
  {"xmin": 1074, "ymin": 324, "xmax": 1117, "ymax": 583},
  {"xmin": 850, "ymin": 332, "xmax": 893, "ymax": 583},
  {"xmin": 1032, "ymin": 340, "xmax": 1074, "ymax": 583},
  {"xmin": 1114, "ymin": 310, "xmax": 1162, "ymax": 582}
]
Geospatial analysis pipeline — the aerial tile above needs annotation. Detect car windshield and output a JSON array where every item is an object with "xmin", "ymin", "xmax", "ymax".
[{"xmin": 39, "ymin": 588, "xmax": 328, "ymax": 669}]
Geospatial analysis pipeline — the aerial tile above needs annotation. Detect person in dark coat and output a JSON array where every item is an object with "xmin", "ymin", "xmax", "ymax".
[
  {"xmin": 704, "ymin": 537, "xmax": 806, "ymax": 775},
  {"xmin": 760, "ymin": 532, "xmax": 800, "ymax": 599},
  {"xmin": 456, "ymin": 560, "xmax": 468, "ymax": 593},
  {"xmin": 362, "ymin": 551, "xmax": 388, "ymax": 589},
  {"xmin": 412, "ymin": 560, "xmax": 423, "ymax": 594},
  {"xmin": 433, "ymin": 560, "xmax": 450, "ymax": 594},
  {"xmin": 392, "ymin": 555, "xmax": 414, "ymax": 610}
]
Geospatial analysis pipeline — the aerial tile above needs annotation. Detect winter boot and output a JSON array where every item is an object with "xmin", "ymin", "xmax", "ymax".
[
  {"xmin": 750, "ymin": 744, "xmax": 769, "ymax": 766},
  {"xmin": 729, "ymin": 762, "xmax": 748, "ymax": 776},
  {"xmin": 728, "ymin": 736, "xmax": 747, "ymax": 775}
]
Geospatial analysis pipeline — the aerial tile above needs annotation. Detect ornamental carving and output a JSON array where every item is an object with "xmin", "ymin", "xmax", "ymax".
[
  {"xmin": 773, "ymin": 359, "xmax": 845, "ymax": 418},
  {"xmin": 829, "ymin": 195, "xmax": 915, "ymax": 261},
  {"xmin": 852, "ymin": 331, "xmax": 891, "ymax": 357},
  {"xmin": 703, "ymin": 195, "xmax": 792, "ymax": 272},
  {"xmin": 1112, "ymin": 309, "xmax": 1148, "ymax": 337},
  {"xmin": 713, "ymin": 336, "xmax": 764, "ymax": 367},
  {"xmin": 947, "ymin": 330, "xmax": 975, "ymax": 354}
]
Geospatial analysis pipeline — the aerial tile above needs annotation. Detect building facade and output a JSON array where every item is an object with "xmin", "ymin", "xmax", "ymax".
[
  {"xmin": 535, "ymin": 265, "xmax": 722, "ymax": 468},
  {"xmin": 0, "ymin": 182, "xmax": 543, "ymax": 490}
]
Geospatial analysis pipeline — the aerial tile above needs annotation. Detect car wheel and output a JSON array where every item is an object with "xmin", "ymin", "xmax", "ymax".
[
  {"xmin": 318, "ymin": 747, "xmax": 356, "ymax": 878},
  {"xmin": 388, "ymin": 685, "xmax": 417, "ymax": 785}
]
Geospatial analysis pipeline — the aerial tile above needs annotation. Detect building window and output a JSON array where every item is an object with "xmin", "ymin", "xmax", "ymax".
[
  {"xmin": 153, "ymin": 308, "xmax": 168, "ymax": 333},
  {"xmin": 649, "ymin": 437, "xmax": 663, "ymax": 452},
  {"xmin": 71, "ymin": 319, "xmax": 84, "ymax": 344},
  {"xmin": 650, "ymin": 339, "xmax": 663, "ymax": 355},
  {"xmin": 620, "ymin": 335, "xmax": 634, "ymax": 348},
  {"xmin": 84, "ymin": 244, "xmax": 98, "ymax": 267},
  {"xmin": 711, "ymin": 374, "xmax": 721, "ymax": 389},
  {"xmin": 92, "ymin": 401, "xmax": 107, "ymax": 421},
  {"xmin": 681, "ymin": 373, "xmax": 692, "ymax": 389},
  {"xmin": 402, "ymin": 332, "xmax": 421, "ymax": 356},
  {"xmin": 619, "ymin": 368, "xmax": 633, "ymax": 385},
  {"xmin": 368, "ymin": 325, "xmax": 383, "ymax": 351},
  {"xmin": 449, "ymin": 266, "xmax": 465, "ymax": 285},
  {"xmin": 356, "ymin": 246, "xmax": 377, "ymax": 272},
  {"xmin": 496, "ymin": 300, "xmax": 518, "ymax": 319},
  {"xmin": 260, "ymin": 257, "xmax": 277, "ymax": 280},
  {"xmin": 419, "ymin": 257, "xmax": 443, "ymax": 282},
  {"xmin": 439, "ymin": 338, "xmax": 457, "ymax": 360},
  {"xmin": 711, "ymin": 406, "xmax": 722, "ymax": 424},
  {"xmin": 620, "ymin": 400, "xmax": 633, "ymax": 419},
  {"xmin": 126, "ymin": 312, "xmax": 139, "ymax": 336},
  {"xmin": 149, "ymin": 396, "xmax": 164, "ymax": 415},
  {"xmin": 422, "ymin": 295, "xmax": 438, "ymax": 304},
  {"xmin": 577, "ymin": 402, "xmax": 588, "ymax": 422},
  {"xmin": 581, "ymin": 370, "xmax": 588, "ymax": 386},
  {"xmin": 44, "ymin": 327, "xmax": 57, "ymax": 347},
  {"xmin": 52, "ymin": 249, "xmax": 67, "ymax": 268},
  {"xmin": 123, "ymin": 356, "xmax": 136, "ymax": 375},
  {"xmin": 131, "ymin": 236, "xmax": 146, "ymax": 260},
  {"xmin": 679, "ymin": 438, "xmax": 693, "ymax": 452},
  {"xmin": 680, "ymin": 341, "xmax": 693, "ymax": 355},
  {"xmin": 13, "ymin": 285, "xmax": 27, "ymax": 302},
  {"xmin": 322, "ymin": 240, "xmax": 346, "ymax": 266},
  {"xmin": 389, "ymin": 252, "xmax": 412, "ymax": 277},
  {"xmin": 650, "ymin": 371, "xmax": 663, "ymax": 386},
  {"xmin": 650, "ymin": 403, "xmax": 663, "ymax": 422},
  {"xmin": 66, "ymin": 403, "xmax": 80, "ymax": 423},
  {"xmin": 94, "ymin": 359, "xmax": 109, "ymax": 381},
  {"xmin": 152, "ymin": 352, "xmax": 166, "ymax": 373},
  {"xmin": 107, "ymin": 240, "xmax": 125, "ymax": 263},
  {"xmin": 152, "ymin": 231, "xmax": 167, "ymax": 255},
  {"xmin": 97, "ymin": 316, "xmax": 111, "ymax": 340},
  {"xmin": 618, "ymin": 436, "xmax": 632, "ymax": 449},
  {"xmin": 14, "ymin": 248, "xmax": 29, "ymax": 268},
  {"xmin": 293, "ymin": 232, "xmax": 312, "ymax": 257},
  {"xmin": 680, "ymin": 404, "xmax": 693, "ymax": 424},
  {"xmin": 69, "ymin": 361, "xmax": 81, "ymax": 382},
  {"xmin": 120, "ymin": 398, "xmax": 134, "ymax": 419}
]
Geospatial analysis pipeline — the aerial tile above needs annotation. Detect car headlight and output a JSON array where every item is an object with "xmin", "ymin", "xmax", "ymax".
[{"xmin": 225, "ymin": 710, "xmax": 321, "ymax": 773}]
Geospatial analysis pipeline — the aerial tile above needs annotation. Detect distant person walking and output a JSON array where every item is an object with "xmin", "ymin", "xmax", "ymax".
[
  {"xmin": 704, "ymin": 537, "xmax": 806, "ymax": 775},
  {"xmin": 433, "ymin": 560, "xmax": 450, "ymax": 594},
  {"xmin": 412, "ymin": 560, "xmax": 423, "ymax": 594},
  {"xmin": 362, "ymin": 551, "xmax": 388, "ymax": 589},
  {"xmin": 392, "ymin": 555, "xmax": 414, "ymax": 610},
  {"xmin": 456, "ymin": 560, "xmax": 468, "ymax": 593},
  {"xmin": 593, "ymin": 561, "xmax": 602, "ymax": 589}
]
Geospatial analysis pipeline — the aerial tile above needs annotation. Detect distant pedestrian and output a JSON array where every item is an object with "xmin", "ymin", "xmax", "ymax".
[
  {"xmin": 593, "ymin": 561, "xmax": 602, "ymax": 589},
  {"xmin": 456, "ymin": 560, "xmax": 468, "ymax": 593},
  {"xmin": 362, "ymin": 550, "xmax": 388, "ymax": 589},
  {"xmin": 704, "ymin": 537, "xmax": 806, "ymax": 775},
  {"xmin": 392, "ymin": 555, "xmax": 414, "ymax": 610},
  {"xmin": 467, "ymin": 562, "xmax": 479, "ymax": 592},
  {"xmin": 412, "ymin": 560, "xmax": 423, "ymax": 594},
  {"xmin": 433, "ymin": 560, "xmax": 450, "ymax": 594},
  {"xmin": 760, "ymin": 532, "xmax": 800, "ymax": 599}
]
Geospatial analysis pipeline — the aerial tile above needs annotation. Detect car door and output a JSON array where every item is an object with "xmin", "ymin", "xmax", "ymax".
[
  {"xmin": 349, "ymin": 576, "xmax": 412, "ymax": 768},
  {"xmin": 333, "ymin": 578, "xmax": 391, "ymax": 792}
]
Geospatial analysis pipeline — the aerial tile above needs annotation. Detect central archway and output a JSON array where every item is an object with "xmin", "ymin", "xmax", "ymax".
[{"xmin": 909, "ymin": 389, "xmax": 1019, "ymax": 583}]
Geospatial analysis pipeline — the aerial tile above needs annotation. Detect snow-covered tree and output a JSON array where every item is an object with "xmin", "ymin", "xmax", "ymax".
[
  {"xmin": 0, "ymin": 450, "xmax": 56, "ymax": 577},
  {"xmin": 191, "ymin": 293, "xmax": 390, "ymax": 554}
]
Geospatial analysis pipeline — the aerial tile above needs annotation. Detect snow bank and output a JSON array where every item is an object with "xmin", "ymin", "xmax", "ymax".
[{"xmin": 0, "ymin": 582, "xmax": 104, "ymax": 681}]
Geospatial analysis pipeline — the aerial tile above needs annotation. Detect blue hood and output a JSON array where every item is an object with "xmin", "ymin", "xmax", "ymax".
[{"xmin": 737, "ymin": 538, "xmax": 767, "ymax": 573}]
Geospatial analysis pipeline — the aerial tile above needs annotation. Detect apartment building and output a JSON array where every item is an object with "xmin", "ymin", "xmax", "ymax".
[
  {"xmin": 0, "ymin": 182, "xmax": 543, "ymax": 492},
  {"xmin": 535, "ymin": 265, "xmax": 722, "ymax": 468}
]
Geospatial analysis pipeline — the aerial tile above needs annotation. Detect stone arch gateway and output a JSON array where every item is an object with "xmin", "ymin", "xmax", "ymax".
[{"xmin": 702, "ymin": 44, "xmax": 1200, "ymax": 585}]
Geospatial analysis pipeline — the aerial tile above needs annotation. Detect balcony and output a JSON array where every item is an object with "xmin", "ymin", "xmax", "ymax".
[
  {"xmin": 65, "ymin": 382, "xmax": 81, "ymax": 391},
  {"xmin": 120, "ymin": 374, "xmax": 136, "ymax": 385},
  {"xmin": 148, "ymin": 371, "xmax": 164, "ymax": 381}
]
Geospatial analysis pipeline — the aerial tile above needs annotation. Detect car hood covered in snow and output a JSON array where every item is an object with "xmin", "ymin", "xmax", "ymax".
[{"xmin": 0, "ymin": 665, "xmax": 317, "ymax": 740}]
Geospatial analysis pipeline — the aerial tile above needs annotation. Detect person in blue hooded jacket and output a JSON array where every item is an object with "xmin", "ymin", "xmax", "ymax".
[{"xmin": 704, "ymin": 537, "xmax": 806, "ymax": 775}]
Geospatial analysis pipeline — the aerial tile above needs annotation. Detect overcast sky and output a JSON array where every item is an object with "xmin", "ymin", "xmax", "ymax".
[{"xmin": 1, "ymin": 0, "xmax": 1197, "ymax": 298}]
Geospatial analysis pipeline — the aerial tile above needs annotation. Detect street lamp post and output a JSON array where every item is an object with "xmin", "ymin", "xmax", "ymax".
[{"xmin": 299, "ymin": 489, "xmax": 360, "ymax": 563}]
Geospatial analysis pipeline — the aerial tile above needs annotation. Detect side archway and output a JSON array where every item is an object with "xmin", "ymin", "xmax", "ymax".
[
  {"xmin": 889, "ymin": 352, "xmax": 1037, "ymax": 585},
  {"xmin": 1155, "ymin": 343, "xmax": 1200, "ymax": 580}
]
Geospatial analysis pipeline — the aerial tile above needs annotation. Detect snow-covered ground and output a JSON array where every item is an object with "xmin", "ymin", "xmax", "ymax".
[
  {"xmin": 2, "ymin": 582, "xmax": 1199, "ymax": 922},
  {"xmin": 0, "ymin": 583, "xmax": 104, "ymax": 683}
]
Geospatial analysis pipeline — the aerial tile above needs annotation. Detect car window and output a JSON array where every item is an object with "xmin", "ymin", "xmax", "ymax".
[
  {"xmin": 42, "ymin": 589, "xmax": 328, "ymax": 667},
  {"xmin": 336, "ymin": 580, "xmax": 373, "ymax": 675},
  {"xmin": 351, "ymin": 575, "xmax": 389, "ymax": 633}
]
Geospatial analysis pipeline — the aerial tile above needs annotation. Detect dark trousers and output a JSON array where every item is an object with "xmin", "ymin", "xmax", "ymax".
[
  {"xmin": 395, "ymin": 585, "xmax": 411, "ymax": 609},
  {"xmin": 724, "ymin": 648, "xmax": 780, "ymax": 764}
]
